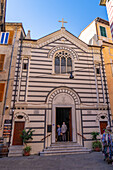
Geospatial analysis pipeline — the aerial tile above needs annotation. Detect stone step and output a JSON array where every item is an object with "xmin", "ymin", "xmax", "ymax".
[
  {"xmin": 40, "ymin": 142, "xmax": 91, "ymax": 156},
  {"xmin": 9, "ymin": 145, "xmax": 23, "ymax": 149},
  {"xmin": 9, "ymin": 150, "xmax": 23, "ymax": 154},
  {"xmin": 51, "ymin": 142, "xmax": 78, "ymax": 145},
  {"xmin": 40, "ymin": 149, "xmax": 91, "ymax": 156},
  {"xmin": 50, "ymin": 145, "xmax": 82, "ymax": 148},
  {"xmin": 51, "ymin": 142, "xmax": 80, "ymax": 146},
  {"xmin": 8, "ymin": 153, "xmax": 23, "ymax": 157},
  {"xmin": 8, "ymin": 145, "xmax": 23, "ymax": 157},
  {"xmin": 44, "ymin": 147, "xmax": 88, "ymax": 151}
]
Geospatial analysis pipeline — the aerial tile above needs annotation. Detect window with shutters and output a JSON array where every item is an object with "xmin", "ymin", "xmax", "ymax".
[
  {"xmin": 0, "ymin": 32, "xmax": 9, "ymax": 44},
  {"xmin": 54, "ymin": 51, "xmax": 72, "ymax": 74},
  {"xmin": 100, "ymin": 26, "xmax": 107, "ymax": 37},
  {"xmin": 0, "ymin": 83, "xmax": 5, "ymax": 102},
  {"xmin": 0, "ymin": 54, "xmax": 5, "ymax": 71}
]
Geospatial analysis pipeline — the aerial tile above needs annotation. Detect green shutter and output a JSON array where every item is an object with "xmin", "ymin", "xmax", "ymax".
[{"xmin": 100, "ymin": 26, "xmax": 107, "ymax": 37}]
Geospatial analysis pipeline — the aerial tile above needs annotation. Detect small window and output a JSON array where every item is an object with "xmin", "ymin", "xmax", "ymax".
[
  {"xmin": 0, "ymin": 83, "xmax": 5, "ymax": 102},
  {"xmin": 0, "ymin": 54, "xmax": 5, "ymax": 71},
  {"xmin": 100, "ymin": 26, "xmax": 107, "ymax": 37},
  {"xmin": 23, "ymin": 63, "xmax": 28, "ymax": 70},
  {"xmin": 0, "ymin": 32, "xmax": 9, "ymax": 44},
  {"xmin": 96, "ymin": 68, "xmax": 100, "ymax": 74}
]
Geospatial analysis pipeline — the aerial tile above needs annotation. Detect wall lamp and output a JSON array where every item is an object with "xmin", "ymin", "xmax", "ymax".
[{"xmin": 69, "ymin": 71, "xmax": 74, "ymax": 79}]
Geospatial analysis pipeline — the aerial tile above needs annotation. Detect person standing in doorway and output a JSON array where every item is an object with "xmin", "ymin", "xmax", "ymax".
[
  {"xmin": 57, "ymin": 125, "xmax": 61, "ymax": 141},
  {"xmin": 61, "ymin": 122, "xmax": 67, "ymax": 141}
]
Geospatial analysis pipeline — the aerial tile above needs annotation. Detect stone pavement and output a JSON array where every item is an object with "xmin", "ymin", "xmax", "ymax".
[{"xmin": 0, "ymin": 152, "xmax": 113, "ymax": 170}]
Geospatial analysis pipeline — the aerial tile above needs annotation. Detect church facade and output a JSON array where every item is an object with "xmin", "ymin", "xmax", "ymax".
[{"xmin": 9, "ymin": 27, "xmax": 112, "ymax": 154}]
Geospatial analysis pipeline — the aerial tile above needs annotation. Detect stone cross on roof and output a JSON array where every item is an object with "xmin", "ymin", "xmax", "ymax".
[{"xmin": 58, "ymin": 18, "xmax": 67, "ymax": 28}]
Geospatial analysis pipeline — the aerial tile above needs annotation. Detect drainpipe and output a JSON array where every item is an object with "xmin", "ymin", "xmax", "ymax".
[
  {"xmin": 1, "ymin": 27, "xmax": 17, "ymax": 128},
  {"xmin": 100, "ymin": 46, "xmax": 111, "ymax": 127}
]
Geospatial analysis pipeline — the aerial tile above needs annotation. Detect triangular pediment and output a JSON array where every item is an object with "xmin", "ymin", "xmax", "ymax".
[{"xmin": 30, "ymin": 28, "xmax": 90, "ymax": 52}]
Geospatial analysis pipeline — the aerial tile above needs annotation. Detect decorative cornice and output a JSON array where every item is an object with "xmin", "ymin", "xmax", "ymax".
[{"xmin": 80, "ymin": 103, "xmax": 108, "ymax": 110}]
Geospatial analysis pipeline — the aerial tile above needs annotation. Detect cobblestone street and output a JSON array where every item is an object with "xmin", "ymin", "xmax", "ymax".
[{"xmin": 0, "ymin": 152, "xmax": 113, "ymax": 170}]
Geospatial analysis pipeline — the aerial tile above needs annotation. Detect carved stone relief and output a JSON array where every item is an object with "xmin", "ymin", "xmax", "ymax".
[{"xmin": 53, "ymin": 93, "xmax": 74, "ymax": 105}]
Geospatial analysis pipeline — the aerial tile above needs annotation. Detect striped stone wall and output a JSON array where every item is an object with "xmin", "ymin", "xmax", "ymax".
[{"xmin": 10, "ymin": 29, "xmax": 110, "ymax": 154}]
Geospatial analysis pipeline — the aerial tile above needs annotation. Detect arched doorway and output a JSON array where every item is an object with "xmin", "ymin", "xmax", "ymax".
[
  {"xmin": 11, "ymin": 112, "xmax": 29, "ymax": 145},
  {"xmin": 46, "ymin": 87, "xmax": 82, "ymax": 144},
  {"xmin": 52, "ymin": 92, "xmax": 76, "ymax": 143}
]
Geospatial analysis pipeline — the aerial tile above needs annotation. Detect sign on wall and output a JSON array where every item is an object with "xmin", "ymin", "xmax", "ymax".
[{"xmin": 3, "ymin": 120, "xmax": 11, "ymax": 138}]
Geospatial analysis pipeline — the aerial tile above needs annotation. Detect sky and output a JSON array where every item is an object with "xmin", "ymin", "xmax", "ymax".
[{"xmin": 6, "ymin": 0, "xmax": 108, "ymax": 39}]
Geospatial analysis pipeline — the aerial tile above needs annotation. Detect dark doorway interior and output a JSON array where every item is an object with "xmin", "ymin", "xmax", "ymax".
[
  {"xmin": 100, "ymin": 121, "xmax": 107, "ymax": 134},
  {"xmin": 56, "ymin": 108, "xmax": 72, "ymax": 141}
]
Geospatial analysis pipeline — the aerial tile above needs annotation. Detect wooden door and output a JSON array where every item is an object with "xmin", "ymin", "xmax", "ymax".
[
  {"xmin": 69, "ymin": 109, "xmax": 72, "ymax": 141},
  {"xmin": 13, "ymin": 122, "xmax": 25, "ymax": 145},
  {"xmin": 100, "ymin": 121, "xmax": 107, "ymax": 134}
]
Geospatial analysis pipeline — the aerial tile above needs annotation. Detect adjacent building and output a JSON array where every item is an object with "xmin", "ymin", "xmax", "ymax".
[
  {"xmin": 99, "ymin": 0, "xmax": 113, "ymax": 39},
  {"xmin": 0, "ymin": 22, "xmax": 25, "ymax": 144},
  {"xmin": 79, "ymin": 17, "xmax": 112, "ymax": 45},
  {"xmin": 79, "ymin": 17, "xmax": 113, "ymax": 122}
]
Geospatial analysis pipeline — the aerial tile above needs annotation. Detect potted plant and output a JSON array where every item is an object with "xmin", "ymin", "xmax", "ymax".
[
  {"xmin": 20, "ymin": 129, "xmax": 34, "ymax": 156},
  {"xmin": 91, "ymin": 132, "xmax": 102, "ymax": 152},
  {"xmin": 92, "ymin": 140, "xmax": 102, "ymax": 151},
  {"xmin": 23, "ymin": 146, "xmax": 31, "ymax": 156}
]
